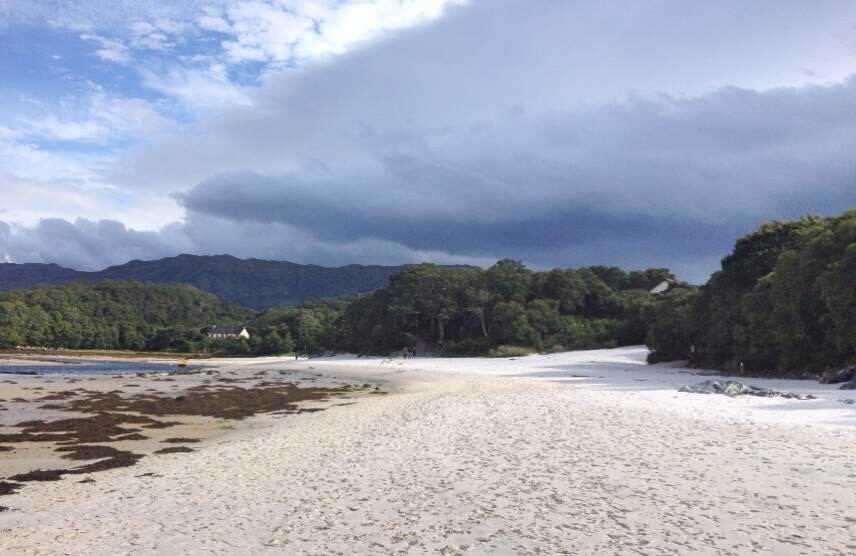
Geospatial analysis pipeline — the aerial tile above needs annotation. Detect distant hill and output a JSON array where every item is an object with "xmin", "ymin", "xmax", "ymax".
[
  {"xmin": 0, "ymin": 262, "xmax": 84, "ymax": 290},
  {"xmin": 0, "ymin": 255, "xmax": 411, "ymax": 310}
]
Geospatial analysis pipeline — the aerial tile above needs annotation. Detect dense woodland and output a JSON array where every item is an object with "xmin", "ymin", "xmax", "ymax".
[
  {"xmin": 335, "ymin": 262, "xmax": 672, "ymax": 356},
  {"xmin": 0, "ymin": 281, "xmax": 252, "ymax": 352},
  {"xmin": 647, "ymin": 209, "xmax": 856, "ymax": 375}
]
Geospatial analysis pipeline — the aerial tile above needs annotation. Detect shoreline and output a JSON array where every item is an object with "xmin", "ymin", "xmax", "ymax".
[
  {"xmin": 0, "ymin": 347, "xmax": 841, "ymax": 385},
  {"xmin": 0, "ymin": 348, "xmax": 202, "ymax": 361}
]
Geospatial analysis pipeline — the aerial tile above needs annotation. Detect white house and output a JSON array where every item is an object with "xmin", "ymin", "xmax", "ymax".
[
  {"xmin": 207, "ymin": 326, "xmax": 250, "ymax": 340},
  {"xmin": 649, "ymin": 280, "xmax": 673, "ymax": 295}
]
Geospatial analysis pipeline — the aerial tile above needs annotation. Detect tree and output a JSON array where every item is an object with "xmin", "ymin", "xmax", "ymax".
[
  {"xmin": 282, "ymin": 331, "xmax": 295, "ymax": 354},
  {"xmin": 259, "ymin": 331, "xmax": 285, "ymax": 355},
  {"xmin": 645, "ymin": 287, "xmax": 699, "ymax": 364},
  {"xmin": 819, "ymin": 243, "xmax": 856, "ymax": 361},
  {"xmin": 691, "ymin": 216, "xmax": 821, "ymax": 369},
  {"xmin": 458, "ymin": 267, "xmax": 490, "ymax": 337},
  {"xmin": 387, "ymin": 264, "xmax": 459, "ymax": 343},
  {"xmin": 489, "ymin": 301, "xmax": 539, "ymax": 347},
  {"xmin": 526, "ymin": 299, "xmax": 561, "ymax": 346},
  {"xmin": 650, "ymin": 209, "xmax": 856, "ymax": 375},
  {"xmin": 486, "ymin": 259, "xmax": 531, "ymax": 304}
]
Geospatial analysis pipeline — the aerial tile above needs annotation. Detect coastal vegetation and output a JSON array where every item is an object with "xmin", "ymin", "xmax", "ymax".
[
  {"xmin": 647, "ymin": 209, "xmax": 856, "ymax": 375},
  {"xmin": 0, "ymin": 281, "xmax": 251, "ymax": 352},
  {"xmin": 335, "ymin": 261, "xmax": 673, "ymax": 355}
]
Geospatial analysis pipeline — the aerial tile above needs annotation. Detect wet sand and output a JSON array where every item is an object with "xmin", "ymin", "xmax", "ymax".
[{"xmin": 0, "ymin": 361, "xmax": 375, "ymax": 496}]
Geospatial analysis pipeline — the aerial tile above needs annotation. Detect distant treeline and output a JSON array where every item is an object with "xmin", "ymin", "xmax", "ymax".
[
  {"xmin": 191, "ymin": 261, "xmax": 676, "ymax": 357},
  {"xmin": 0, "ymin": 281, "xmax": 252, "ymax": 352},
  {"xmin": 0, "ymin": 263, "xmax": 675, "ymax": 358},
  {"xmin": 647, "ymin": 209, "xmax": 856, "ymax": 375}
]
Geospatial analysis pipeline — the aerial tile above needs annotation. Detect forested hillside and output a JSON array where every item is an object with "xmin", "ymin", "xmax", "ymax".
[
  {"xmin": 0, "ymin": 255, "xmax": 412, "ymax": 309},
  {"xmin": 647, "ymin": 209, "xmax": 856, "ymax": 374},
  {"xmin": 0, "ymin": 263, "xmax": 82, "ymax": 290},
  {"xmin": 0, "ymin": 281, "xmax": 252, "ymax": 351}
]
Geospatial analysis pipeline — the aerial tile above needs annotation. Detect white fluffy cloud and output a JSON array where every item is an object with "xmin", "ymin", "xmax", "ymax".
[
  {"xmin": 3, "ymin": 0, "xmax": 467, "ymax": 70},
  {"xmin": 79, "ymin": 33, "xmax": 131, "ymax": 63},
  {"xmin": 13, "ymin": 89, "xmax": 170, "ymax": 144},
  {"xmin": 0, "ymin": 86, "xmax": 179, "ymax": 228},
  {"xmin": 206, "ymin": 0, "xmax": 468, "ymax": 65},
  {"xmin": 139, "ymin": 64, "xmax": 254, "ymax": 108}
]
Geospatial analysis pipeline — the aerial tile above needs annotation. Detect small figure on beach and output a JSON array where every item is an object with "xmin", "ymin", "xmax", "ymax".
[{"xmin": 410, "ymin": 346, "xmax": 417, "ymax": 358}]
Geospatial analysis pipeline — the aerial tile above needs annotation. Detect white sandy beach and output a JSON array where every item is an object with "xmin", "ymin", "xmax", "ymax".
[{"xmin": 2, "ymin": 347, "xmax": 855, "ymax": 554}]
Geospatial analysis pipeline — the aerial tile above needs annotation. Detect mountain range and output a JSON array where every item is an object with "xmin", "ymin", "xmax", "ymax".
[{"xmin": 0, "ymin": 255, "xmax": 411, "ymax": 310}]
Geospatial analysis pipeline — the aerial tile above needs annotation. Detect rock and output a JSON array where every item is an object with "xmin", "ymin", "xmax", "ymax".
[
  {"xmin": 820, "ymin": 366, "xmax": 856, "ymax": 384},
  {"xmin": 839, "ymin": 399, "xmax": 855, "ymax": 405},
  {"xmin": 679, "ymin": 379, "xmax": 813, "ymax": 400},
  {"xmin": 839, "ymin": 380, "xmax": 856, "ymax": 390},
  {"xmin": 785, "ymin": 393, "xmax": 816, "ymax": 400},
  {"xmin": 680, "ymin": 380, "xmax": 754, "ymax": 397}
]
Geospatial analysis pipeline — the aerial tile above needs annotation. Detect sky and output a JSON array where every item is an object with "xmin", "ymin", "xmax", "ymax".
[{"xmin": 1, "ymin": 0, "xmax": 855, "ymax": 282}]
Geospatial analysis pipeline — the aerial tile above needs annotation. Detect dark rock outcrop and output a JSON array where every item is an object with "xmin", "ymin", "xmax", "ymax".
[
  {"xmin": 820, "ymin": 366, "xmax": 856, "ymax": 384},
  {"xmin": 679, "ymin": 380, "xmax": 814, "ymax": 400}
]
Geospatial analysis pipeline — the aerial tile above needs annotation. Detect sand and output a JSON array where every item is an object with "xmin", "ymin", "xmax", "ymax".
[
  {"xmin": 1, "ymin": 347, "xmax": 855, "ymax": 554},
  {"xmin": 0, "ymin": 364, "xmax": 364, "ymax": 479}
]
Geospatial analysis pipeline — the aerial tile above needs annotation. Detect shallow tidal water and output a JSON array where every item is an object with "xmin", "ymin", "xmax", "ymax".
[{"xmin": 0, "ymin": 360, "xmax": 208, "ymax": 375}]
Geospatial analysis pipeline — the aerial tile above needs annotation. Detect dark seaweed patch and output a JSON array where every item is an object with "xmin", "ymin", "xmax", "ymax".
[
  {"xmin": 161, "ymin": 437, "xmax": 201, "ymax": 444},
  {"xmin": 154, "ymin": 446, "xmax": 195, "ymax": 455},
  {"xmin": 56, "ymin": 445, "xmax": 127, "ymax": 461},
  {"xmin": 9, "ymin": 451, "xmax": 143, "ymax": 482},
  {"xmin": 0, "ymin": 481, "xmax": 22, "ymax": 495}
]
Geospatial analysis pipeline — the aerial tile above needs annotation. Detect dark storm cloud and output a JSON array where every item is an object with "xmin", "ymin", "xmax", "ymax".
[
  {"xmin": 179, "ymin": 170, "xmax": 734, "ymax": 255},
  {"xmin": 174, "ymin": 77, "xmax": 856, "ymax": 279}
]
